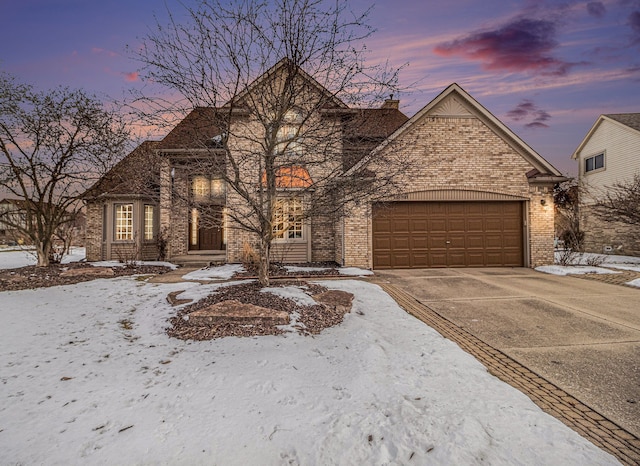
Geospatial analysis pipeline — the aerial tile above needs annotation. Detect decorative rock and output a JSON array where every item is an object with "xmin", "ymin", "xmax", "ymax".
[
  {"xmin": 187, "ymin": 300, "xmax": 290, "ymax": 327},
  {"xmin": 312, "ymin": 290, "xmax": 354, "ymax": 313},
  {"xmin": 60, "ymin": 267, "xmax": 115, "ymax": 278},
  {"xmin": 167, "ymin": 290, "xmax": 193, "ymax": 306}
]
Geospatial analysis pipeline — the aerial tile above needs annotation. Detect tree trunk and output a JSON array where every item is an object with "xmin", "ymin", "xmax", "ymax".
[
  {"xmin": 257, "ymin": 237, "xmax": 271, "ymax": 287},
  {"xmin": 36, "ymin": 241, "xmax": 50, "ymax": 267}
]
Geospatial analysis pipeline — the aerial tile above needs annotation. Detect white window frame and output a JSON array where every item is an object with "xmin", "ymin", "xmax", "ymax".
[
  {"xmin": 584, "ymin": 152, "xmax": 605, "ymax": 174},
  {"xmin": 114, "ymin": 203, "xmax": 134, "ymax": 241}
]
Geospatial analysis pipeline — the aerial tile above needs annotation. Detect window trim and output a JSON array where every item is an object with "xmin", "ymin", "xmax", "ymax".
[{"xmin": 584, "ymin": 151, "xmax": 605, "ymax": 174}]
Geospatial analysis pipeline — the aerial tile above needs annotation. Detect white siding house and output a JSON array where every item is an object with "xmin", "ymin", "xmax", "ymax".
[{"xmin": 572, "ymin": 113, "xmax": 640, "ymax": 255}]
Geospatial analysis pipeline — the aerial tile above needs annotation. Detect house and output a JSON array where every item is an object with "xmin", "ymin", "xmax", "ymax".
[
  {"xmin": 0, "ymin": 198, "xmax": 28, "ymax": 245},
  {"xmin": 0, "ymin": 198, "xmax": 86, "ymax": 248},
  {"xmin": 571, "ymin": 113, "xmax": 640, "ymax": 256},
  {"xmin": 85, "ymin": 62, "xmax": 564, "ymax": 269}
]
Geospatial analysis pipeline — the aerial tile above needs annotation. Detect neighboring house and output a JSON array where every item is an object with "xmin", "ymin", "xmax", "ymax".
[
  {"xmin": 0, "ymin": 198, "xmax": 28, "ymax": 245},
  {"xmin": 571, "ymin": 113, "xmax": 640, "ymax": 256},
  {"xmin": 85, "ymin": 63, "xmax": 563, "ymax": 268},
  {"xmin": 0, "ymin": 198, "xmax": 86, "ymax": 247}
]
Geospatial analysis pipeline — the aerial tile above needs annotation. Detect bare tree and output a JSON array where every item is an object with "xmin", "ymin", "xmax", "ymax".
[
  {"xmin": 133, "ymin": 0, "xmax": 411, "ymax": 285},
  {"xmin": 593, "ymin": 173, "xmax": 640, "ymax": 226},
  {"xmin": 0, "ymin": 73, "xmax": 130, "ymax": 266},
  {"xmin": 554, "ymin": 178, "xmax": 584, "ymax": 265}
]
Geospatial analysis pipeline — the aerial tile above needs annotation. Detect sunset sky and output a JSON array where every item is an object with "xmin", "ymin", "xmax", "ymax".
[{"xmin": 2, "ymin": 0, "xmax": 639, "ymax": 175}]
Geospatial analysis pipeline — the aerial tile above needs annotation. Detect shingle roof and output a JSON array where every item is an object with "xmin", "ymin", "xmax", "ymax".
[
  {"xmin": 158, "ymin": 108, "xmax": 227, "ymax": 150},
  {"xmin": 84, "ymin": 141, "xmax": 161, "ymax": 199},
  {"xmin": 604, "ymin": 113, "xmax": 640, "ymax": 132},
  {"xmin": 342, "ymin": 108, "xmax": 409, "ymax": 170}
]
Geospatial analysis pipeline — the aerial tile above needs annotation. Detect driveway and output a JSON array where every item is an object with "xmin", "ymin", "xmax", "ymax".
[{"xmin": 375, "ymin": 267, "xmax": 640, "ymax": 438}]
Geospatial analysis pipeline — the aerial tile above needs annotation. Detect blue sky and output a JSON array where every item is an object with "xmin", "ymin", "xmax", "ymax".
[{"xmin": 2, "ymin": 0, "xmax": 639, "ymax": 175}]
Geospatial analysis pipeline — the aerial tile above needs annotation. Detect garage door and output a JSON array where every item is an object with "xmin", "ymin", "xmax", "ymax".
[{"xmin": 373, "ymin": 201, "xmax": 524, "ymax": 268}]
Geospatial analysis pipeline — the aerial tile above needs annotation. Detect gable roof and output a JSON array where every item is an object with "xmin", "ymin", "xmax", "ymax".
[
  {"xmin": 571, "ymin": 113, "xmax": 640, "ymax": 159},
  {"xmin": 366, "ymin": 83, "xmax": 563, "ymax": 178},
  {"xmin": 84, "ymin": 141, "xmax": 161, "ymax": 199},
  {"xmin": 228, "ymin": 58, "xmax": 349, "ymax": 110}
]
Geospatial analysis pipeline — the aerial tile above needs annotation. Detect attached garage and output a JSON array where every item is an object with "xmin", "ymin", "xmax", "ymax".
[{"xmin": 373, "ymin": 201, "xmax": 524, "ymax": 269}]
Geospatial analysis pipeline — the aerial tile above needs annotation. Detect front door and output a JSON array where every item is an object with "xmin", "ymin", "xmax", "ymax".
[{"xmin": 189, "ymin": 207, "xmax": 224, "ymax": 251}]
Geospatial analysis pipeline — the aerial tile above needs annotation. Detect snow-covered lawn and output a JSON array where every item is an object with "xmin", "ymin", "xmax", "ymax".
[
  {"xmin": 0, "ymin": 275, "xmax": 618, "ymax": 465},
  {"xmin": 0, "ymin": 246, "xmax": 86, "ymax": 269}
]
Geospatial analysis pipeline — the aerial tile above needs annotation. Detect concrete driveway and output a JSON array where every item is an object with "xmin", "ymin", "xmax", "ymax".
[{"xmin": 375, "ymin": 267, "xmax": 640, "ymax": 437}]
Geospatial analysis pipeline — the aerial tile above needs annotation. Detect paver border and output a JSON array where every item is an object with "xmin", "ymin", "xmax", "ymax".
[{"xmin": 375, "ymin": 281, "xmax": 640, "ymax": 465}]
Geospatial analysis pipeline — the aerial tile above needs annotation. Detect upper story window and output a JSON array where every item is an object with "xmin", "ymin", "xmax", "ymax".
[
  {"xmin": 191, "ymin": 175, "xmax": 226, "ymax": 200},
  {"xmin": 275, "ymin": 109, "xmax": 303, "ymax": 155},
  {"xmin": 585, "ymin": 153, "xmax": 604, "ymax": 173}
]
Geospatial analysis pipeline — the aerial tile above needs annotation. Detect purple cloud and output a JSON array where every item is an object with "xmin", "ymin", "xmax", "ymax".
[
  {"xmin": 507, "ymin": 100, "xmax": 551, "ymax": 129},
  {"xmin": 587, "ymin": 2, "xmax": 606, "ymax": 18},
  {"xmin": 433, "ymin": 18, "xmax": 576, "ymax": 76}
]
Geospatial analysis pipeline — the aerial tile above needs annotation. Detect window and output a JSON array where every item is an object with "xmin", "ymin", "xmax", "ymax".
[
  {"xmin": 275, "ymin": 110, "xmax": 303, "ymax": 155},
  {"xmin": 144, "ymin": 205, "xmax": 154, "ymax": 241},
  {"xmin": 273, "ymin": 197, "xmax": 303, "ymax": 240},
  {"xmin": 192, "ymin": 176, "xmax": 225, "ymax": 200},
  {"xmin": 115, "ymin": 204, "xmax": 133, "ymax": 240},
  {"xmin": 585, "ymin": 153, "xmax": 604, "ymax": 173}
]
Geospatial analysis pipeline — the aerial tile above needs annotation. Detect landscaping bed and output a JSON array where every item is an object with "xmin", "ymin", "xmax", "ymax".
[{"xmin": 0, "ymin": 262, "xmax": 172, "ymax": 291}]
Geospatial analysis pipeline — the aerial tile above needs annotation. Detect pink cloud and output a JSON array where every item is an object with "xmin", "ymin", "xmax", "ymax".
[
  {"xmin": 92, "ymin": 47, "xmax": 119, "ymax": 58},
  {"xmin": 124, "ymin": 71, "xmax": 139, "ymax": 82},
  {"xmin": 433, "ymin": 18, "xmax": 580, "ymax": 76}
]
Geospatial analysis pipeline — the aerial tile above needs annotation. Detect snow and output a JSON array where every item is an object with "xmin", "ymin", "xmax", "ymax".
[
  {"xmin": 181, "ymin": 264, "xmax": 245, "ymax": 280},
  {"xmin": 0, "ymin": 273, "xmax": 619, "ymax": 464},
  {"xmin": 626, "ymin": 278, "xmax": 640, "ymax": 288},
  {"xmin": 338, "ymin": 267, "xmax": 374, "ymax": 276},
  {"xmin": 0, "ymin": 246, "xmax": 86, "ymax": 270},
  {"xmin": 537, "ymin": 251, "xmax": 640, "ymax": 276},
  {"xmin": 284, "ymin": 265, "xmax": 331, "ymax": 273},
  {"xmin": 536, "ymin": 265, "xmax": 620, "ymax": 276},
  {"xmin": 90, "ymin": 260, "xmax": 178, "ymax": 270}
]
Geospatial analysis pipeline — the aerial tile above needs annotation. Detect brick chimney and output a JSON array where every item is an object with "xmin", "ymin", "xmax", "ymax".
[{"xmin": 381, "ymin": 94, "xmax": 399, "ymax": 110}]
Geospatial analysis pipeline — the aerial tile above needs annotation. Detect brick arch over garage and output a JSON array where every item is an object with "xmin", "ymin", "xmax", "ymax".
[{"xmin": 372, "ymin": 190, "xmax": 528, "ymax": 269}]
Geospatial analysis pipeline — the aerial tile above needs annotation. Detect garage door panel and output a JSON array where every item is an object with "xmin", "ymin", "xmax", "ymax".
[
  {"xmin": 448, "ymin": 218, "xmax": 466, "ymax": 232},
  {"xmin": 429, "ymin": 252, "xmax": 448, "ymax": 267},
  {"xmin": 429, "ymin": 218, "xmax": 447, "ymax": 232},
  {"xmin": 372, "ymin": 201, "xmax": 523, "ymax": 269},
  {"xmin": 391, "ymin": 237, "xmax": 410, "ymax": 250},
  {"xmin": 392, "ymin": 253, "xmax": 411, "ymax": 268},
  {"xmin": 373, "ymin": 236, "xmax": 392, "ymax": 250},
  {"xmin": 393, "ymin": 219, "xmax": 410, "ymax": 233},
  {"xmin": 467, "ymin": 218, "xmax": 484, "ymax": 232},
  {"xmin": 467, "ymin": 235, "xmax": 484, "ymax": 248},
  {"xmin": 411, "ymin": 236, "xmax": 428, "ymax": 249},
  {"xmin": 412, "ymin": 253, "xmax": 429, "ymax": 267}
]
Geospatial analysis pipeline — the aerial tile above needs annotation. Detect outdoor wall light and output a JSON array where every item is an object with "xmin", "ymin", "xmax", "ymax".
[{"xmin": 540, "ymin": 199, "xmax": 546, "ymax": 206}]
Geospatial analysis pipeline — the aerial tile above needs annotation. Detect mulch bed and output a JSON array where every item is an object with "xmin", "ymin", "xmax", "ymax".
[
  {"xmin": 167, "ymin": 281, "xmax": 350, "ymax": 341},
  {"xmin": 0, "ymin": 262, "xmax": 172, "ymax": 291}
]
